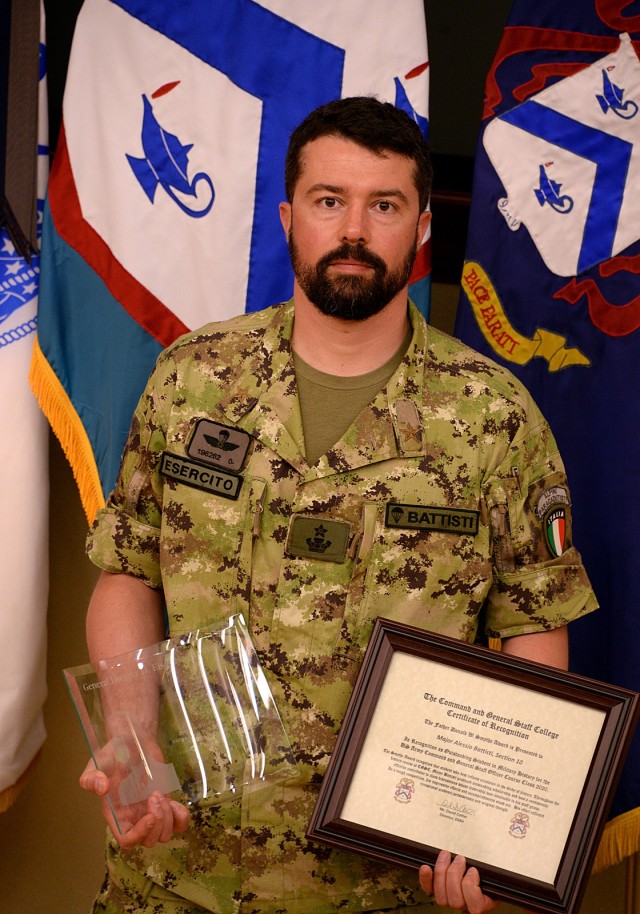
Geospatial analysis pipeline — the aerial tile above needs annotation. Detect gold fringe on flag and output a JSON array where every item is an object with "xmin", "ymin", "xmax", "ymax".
[
  {"xmin": 29, "ymin": 334, "xmax": 105, "ymax": 525},
  {"xmin": 592, "ymin": 808, "xmax": 640, "ymax": 874}
]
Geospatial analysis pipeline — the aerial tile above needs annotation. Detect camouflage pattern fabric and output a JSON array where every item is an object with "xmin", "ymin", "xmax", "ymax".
[
  {"xmin": 87, "ymin": 299, "xmax": 597, "ymax": 914},
  {"xmin": 93, "ymin": 834, "xmax": 438, "ymax": 913}
]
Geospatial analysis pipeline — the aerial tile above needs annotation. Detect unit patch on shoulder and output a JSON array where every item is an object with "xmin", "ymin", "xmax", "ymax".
[
  {"xmin": 161, "ymin": 452, "xmax": 242, "ymax": 500},
  {"xmin": 187, "ymin": 419, "xmax": 251, "ymax": 473},
  {"xmin": 385, "ymin": 504, "xmax": 479, "ymax": 535},
  {"xmin": 534, "ymin": 485, "xmax": 570, "ymax": 558}
]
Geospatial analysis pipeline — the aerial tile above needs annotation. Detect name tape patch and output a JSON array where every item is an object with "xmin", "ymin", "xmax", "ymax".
[
  {"xmin": 161, "ymin": 452, "xmax": 242, "ymax": 500},
  {"xmin": 385, "ymin": 503, "xmax": 479, "ymax": 535}
]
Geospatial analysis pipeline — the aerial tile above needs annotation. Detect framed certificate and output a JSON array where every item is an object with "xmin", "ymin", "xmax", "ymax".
[{"xmin": 307, "ymin": 618, "xmax": 639, "ymax": 914}]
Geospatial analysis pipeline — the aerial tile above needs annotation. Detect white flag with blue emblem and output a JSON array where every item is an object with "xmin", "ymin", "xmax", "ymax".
[
  {"xmin": 0, "ymin": 13, "xmax": 48, "ymax": 805},
  {"xmin": 35, "ymin": 0, "xmax": 429, "ymax": 518},
  {"xmin": 455, "ymin": 3, "xmax": 640, "ymax": 865},
  {"xmin": 484, "ymin": 33, "xmax": 640, "ymax": 277}
]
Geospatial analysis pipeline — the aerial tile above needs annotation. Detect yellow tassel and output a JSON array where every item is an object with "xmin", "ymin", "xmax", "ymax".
[
  {"xmin": 592, "ymin": 808, "xmax": 640, "ymax": 873},
  {"xmin": 29, "ymin": 334, "xmax": 105, "ymax": 525}
]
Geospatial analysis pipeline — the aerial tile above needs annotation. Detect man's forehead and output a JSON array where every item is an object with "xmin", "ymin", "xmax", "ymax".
[{"xmin": 296, "ymin": 135, "xmax": 416, "ymax": 191}]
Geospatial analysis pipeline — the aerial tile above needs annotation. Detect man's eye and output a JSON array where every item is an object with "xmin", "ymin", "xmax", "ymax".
[
  {"xmin": 322, "ymin": 197, "xmax": 338, "ymax": 208},
  {"xmin": 377, "ymin": 200, "xmax": 393, "ymax": 212}
]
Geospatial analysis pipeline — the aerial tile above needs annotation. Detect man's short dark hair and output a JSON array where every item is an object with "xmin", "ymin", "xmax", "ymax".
[{"xmin": 284, "ymin": 96, "xmax": 432, "ymax": 212}]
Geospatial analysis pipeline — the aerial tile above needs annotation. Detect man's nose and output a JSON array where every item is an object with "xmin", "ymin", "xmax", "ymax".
[{"xmin": 340, "ymin": 205, "xmax": 369, "ymax": 244}]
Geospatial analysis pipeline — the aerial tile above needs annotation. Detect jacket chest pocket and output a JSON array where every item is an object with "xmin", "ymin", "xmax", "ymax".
[
  {"xmin": 336, "ymin": 500, "xmax": 492, "ymax": 659},
  {"xmin": 160, "ymin": 475, "xmax": 267, "ymax": 632}
]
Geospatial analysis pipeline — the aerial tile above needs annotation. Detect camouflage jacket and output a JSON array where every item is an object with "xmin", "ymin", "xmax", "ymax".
[{"xmin": 87, "ymin": 299, "xmax": 597, "ymax": 914}]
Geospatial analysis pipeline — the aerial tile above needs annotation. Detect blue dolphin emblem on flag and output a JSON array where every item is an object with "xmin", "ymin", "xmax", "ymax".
[
  {"xmin": 126, "ymin": 94, "xmax": 215, "ymax": 218},
  {"xmin": 534, "ymin": 164, "xmax": 574, "ymax": 214},
  {"xmin": 596, "ymin": 69, "xmax": 639, "ymax": 119}
]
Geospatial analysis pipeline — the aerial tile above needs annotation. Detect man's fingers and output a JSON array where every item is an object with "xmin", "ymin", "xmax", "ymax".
[
  {"xmin": 169, "ymin": 800, "xmax": 191, "ymax": 834},
  {"xmin": 139, "ymin": 793, "xmax": 173, "ymax": 847},
  {"xmin": 461, "ymin": 865, "xmax": 501, "ymax": 914},
  {"xmin": 422, "ymin": 852, "xmax": 499, "ymax": 913},
  {"xmin": 79, "ymin": 767, "xmax": 109, "ymax": 797},
  {"xmin": 116, "ymin": 813, "xmax": 155, "ymax": 849},
  {"xmin": 444, "ymin": 853, "xmax": 468, "ymax": 910},
  {"xmin": 432, "ymin": 849, "xmax": 453, "ymax": 906},
  {"xmin": 115, "ymin": 793, "xmax": 190, "ymax": 849},
  {"xmin": 418, "ymin": 863, "xmax": 434, "ymax": 896}
]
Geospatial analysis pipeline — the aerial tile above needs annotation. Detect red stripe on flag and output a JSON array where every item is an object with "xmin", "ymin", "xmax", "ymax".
[
  {"xmin": 48, "ymin": 124, "xmax": 189, "ymax": 348},
  {"xmin": 409, "ymin": 238, "xmax": 431, "ymax": 284}
]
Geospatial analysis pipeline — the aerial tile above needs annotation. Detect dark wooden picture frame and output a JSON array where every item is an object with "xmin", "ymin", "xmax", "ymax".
[{"xmin": 307, "ymin": 618, "xmax": 639, "ymax": 914}]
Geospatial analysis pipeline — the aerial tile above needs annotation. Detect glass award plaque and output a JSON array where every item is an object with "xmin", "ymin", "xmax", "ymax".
[{"xmin": 64, "ymin": 613, "xmax": 297, "ymax": 833}]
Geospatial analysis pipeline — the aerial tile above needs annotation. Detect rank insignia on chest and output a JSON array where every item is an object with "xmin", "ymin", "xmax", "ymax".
[
  {"xmin": 394, "ymin": 398, "xmax": 423, "ymax": 453},
  {"xmin": 187, "ymin": 419, "xmax": 251, "ymax": 472},
  {"xmin": 286, "ymin": 516, "xmax": 352, "ymax": 563},
  {"xmin": 385, "ymin": 503, "xmax": 479, "ymax": 535}
]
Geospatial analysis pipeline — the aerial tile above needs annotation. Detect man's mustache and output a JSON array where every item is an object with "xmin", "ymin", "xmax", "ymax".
[{"xmin": 318, "ymin": 243, "xmax": 386, "ymax": 273}]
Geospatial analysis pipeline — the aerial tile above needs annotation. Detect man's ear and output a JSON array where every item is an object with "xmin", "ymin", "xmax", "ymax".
[
  {"xmin": 417, "ymin": 209, "xmax": 431, "ymax": 244},
  {"xmin": 279, "ymin": 201, "xmax": 292, "ymax": 239}
]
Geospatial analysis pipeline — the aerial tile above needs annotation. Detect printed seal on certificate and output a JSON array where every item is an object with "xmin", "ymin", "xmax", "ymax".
[
  {"xmin": 64, "ymin": 613, "xmax": 297, "ymax": 834},
  {"xmin": 307, "ymin": 618, "xmax": 639, "ymax": 914}
]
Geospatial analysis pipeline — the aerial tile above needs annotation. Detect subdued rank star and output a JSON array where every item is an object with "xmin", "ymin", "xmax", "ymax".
[{"xmin": 399, "ymin": 422, "xmax": 422, "ymax": 443}]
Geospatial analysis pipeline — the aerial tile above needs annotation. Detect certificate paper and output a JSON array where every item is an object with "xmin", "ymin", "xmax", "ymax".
[
  {"xmin": 341, "ymin": 652, "xmax": 603, "ymax": 883},
  {"xmin": 307, "ymin": 619, "xmax": 639, "ymax": 914}
]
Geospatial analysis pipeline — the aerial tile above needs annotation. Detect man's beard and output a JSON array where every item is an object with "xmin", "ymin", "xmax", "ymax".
[{"xmin": 288, "ymin": 233, "xmax": 417, "ymax": 322}]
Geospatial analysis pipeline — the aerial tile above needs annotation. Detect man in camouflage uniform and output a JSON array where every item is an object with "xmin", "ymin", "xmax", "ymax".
[{"xmin": 81, "ymin": 97, "xmax": 597, "ymax": 914}]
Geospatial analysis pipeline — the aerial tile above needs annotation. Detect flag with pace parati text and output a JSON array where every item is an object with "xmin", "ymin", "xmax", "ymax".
[
  {"xmin": 32, "ymin": 0, "xmax": 430, "ymax": 522},
  {"xmin": 454, "ymin": 1, "xmax": 640, "ymax": 868}
]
